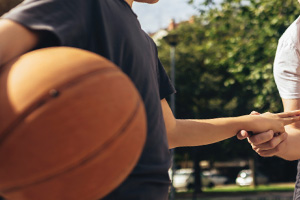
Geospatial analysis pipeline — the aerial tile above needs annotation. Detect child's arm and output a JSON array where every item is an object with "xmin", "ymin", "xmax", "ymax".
[{"xmin": 161, "ymin": 99, "xmax": 300, "ymax": 149}]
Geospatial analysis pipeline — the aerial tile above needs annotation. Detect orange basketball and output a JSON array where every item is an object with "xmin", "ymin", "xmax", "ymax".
[{"xmin": 0, "ymin": 47, "xmax": 146, "ymax": 200}]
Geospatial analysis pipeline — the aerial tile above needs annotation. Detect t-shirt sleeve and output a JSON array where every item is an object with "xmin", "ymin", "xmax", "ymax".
[
  {"xmin": 273, "ymin": 17, "xmax": 300, "ymax": 99},
  {"xmin": 157, "ymin": 59, "xmax": 176, "ymax": 100},
  {"xmin": 1, "ymin": 0, "xmax": 89, "ymax": 48}
]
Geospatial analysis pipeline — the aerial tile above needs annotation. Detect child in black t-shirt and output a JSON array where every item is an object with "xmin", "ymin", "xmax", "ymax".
[{"xmin": 0, "ymin": 0, "xmax": 300, "ymax": 199}]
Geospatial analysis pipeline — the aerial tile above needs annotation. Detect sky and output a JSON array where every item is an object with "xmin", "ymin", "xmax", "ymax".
[{"xmin": 132, "ymin": 0, "xmax": 202, "ymax": 33}]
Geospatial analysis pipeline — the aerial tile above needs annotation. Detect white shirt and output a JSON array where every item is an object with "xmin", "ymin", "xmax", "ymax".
[{"xmin": 274, "ymin": 16, "xmax": 300, "ymax": 99}]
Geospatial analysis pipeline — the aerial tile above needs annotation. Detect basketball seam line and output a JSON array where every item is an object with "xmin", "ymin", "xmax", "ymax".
[
  {"xmin": 0, "ymin": 66, "xmax": 118, "ymax": 146},
  {"xmin": 3, "ymin": 99, "xmax": 142, "ymax": 194},
  {"xmin": 0, "ymin": 66, "xmax": 142, "ymax": 192}
]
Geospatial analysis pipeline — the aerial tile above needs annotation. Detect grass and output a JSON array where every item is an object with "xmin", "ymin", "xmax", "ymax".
[
  {"xmin": 202, "ymin": 183, "xmax": 295, "ymax": 193},
  {"xmin": 176, "ymin": 182, "xmax": 295, "ymax": 195},
  {"xmin": 173, "ymin": 183, "xmax": 295, "ymax": 200}
]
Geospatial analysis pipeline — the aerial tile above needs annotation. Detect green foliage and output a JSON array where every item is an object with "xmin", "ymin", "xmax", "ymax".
[{"xmin": 158, "ymin": 0, "xmax": 300, "ymax": 161}]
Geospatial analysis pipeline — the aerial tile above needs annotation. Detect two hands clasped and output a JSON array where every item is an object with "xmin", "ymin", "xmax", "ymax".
[{"xmin": 237, "ymin": 110, "xmax": 300, "ymax": 158}]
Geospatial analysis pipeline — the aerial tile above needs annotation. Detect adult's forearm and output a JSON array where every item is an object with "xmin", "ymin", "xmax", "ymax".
[{"xmin": 277, "ymin": 125, "xmax": 300, "ymax": 161}]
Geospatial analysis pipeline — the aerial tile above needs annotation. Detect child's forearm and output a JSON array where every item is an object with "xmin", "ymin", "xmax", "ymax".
[{"xmin": 168, "ymin": 116, "xmax": 253, "ymax": 148}]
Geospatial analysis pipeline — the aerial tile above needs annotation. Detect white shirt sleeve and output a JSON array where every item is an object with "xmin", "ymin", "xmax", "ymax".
[{"xmin": 274, "ymin": 16, "xmax": 300, "ymax": 99}]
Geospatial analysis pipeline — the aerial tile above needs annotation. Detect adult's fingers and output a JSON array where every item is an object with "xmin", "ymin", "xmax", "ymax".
[
  {"xmin": 281, "ymin": 115, "xmax": 300, "ymax": 126},
  {"xmin": 237, "ymin": 130, "xmax": 249, "ymax": 140},
  {"xmin": 248, "ymin": 130, "xmax": 274, "ymax": 145},
  {"xmin": 276, "ymin": 110, "xmax": 300, "ymax": 118},
  {"xmin": 253, "ymin": 140, "xmax": 286, "ymax": 157},
  {"xmin": 250, "ymin": 132, "xmax": 287, "ymax": 151}
]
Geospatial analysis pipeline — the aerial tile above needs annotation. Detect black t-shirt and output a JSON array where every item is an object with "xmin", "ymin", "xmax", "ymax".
[{"xmin": 3, "ymin": 0, "xmax": 175, "ymax": 199}]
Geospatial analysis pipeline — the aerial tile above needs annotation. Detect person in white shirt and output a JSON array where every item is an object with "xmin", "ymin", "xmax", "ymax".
[{"xmin": 237, "ymin": 5, "xmax": 300, "ymax": 199}]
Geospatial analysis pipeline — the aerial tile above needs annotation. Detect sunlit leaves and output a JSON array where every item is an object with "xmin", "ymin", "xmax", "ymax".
[{"xmin": 158, "ymin": 0, "xmax": 300, "ymax": 160}]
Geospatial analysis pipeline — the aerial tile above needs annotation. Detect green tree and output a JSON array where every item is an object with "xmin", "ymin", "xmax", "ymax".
[{"xmin": 159, "ymin": 0, "xmax": 300, "ymax": 191}]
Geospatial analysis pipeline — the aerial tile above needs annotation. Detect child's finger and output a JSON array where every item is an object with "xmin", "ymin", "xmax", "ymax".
[{"xmin": 250, "ymin": 111, "xmax": 260, "ymax": 115}]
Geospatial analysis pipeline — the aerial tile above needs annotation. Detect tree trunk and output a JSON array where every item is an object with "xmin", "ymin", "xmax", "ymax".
[
  {"xmin": 193, "ymin": 148, "xmax": 202, "ymax": 199},
  {"xmin": 249, "ymin": 157, "xmax": 257, "ymax": 187}
]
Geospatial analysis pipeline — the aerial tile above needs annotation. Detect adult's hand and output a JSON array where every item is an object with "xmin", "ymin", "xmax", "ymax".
[
  {"xmin": 247, "ymin": 130, "xmax": 288, "ymax": 157},
  {"xmin": 237, "ymin": 111, "xmax": 289, "ymax": 157}
]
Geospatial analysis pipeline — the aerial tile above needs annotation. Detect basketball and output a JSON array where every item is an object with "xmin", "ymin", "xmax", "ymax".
[{"xmin": 0, "ymin": 47, "xmax": 147, "ymax": 200}]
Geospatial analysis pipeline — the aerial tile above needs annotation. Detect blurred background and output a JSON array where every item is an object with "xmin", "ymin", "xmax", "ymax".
[
  {"xmin": 1, "ymin": 0, "xmax": 300, "ymax": 199},
  {"xmin": 133, "ymin": 0, "xmax": 300, "ymax": 199}
]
